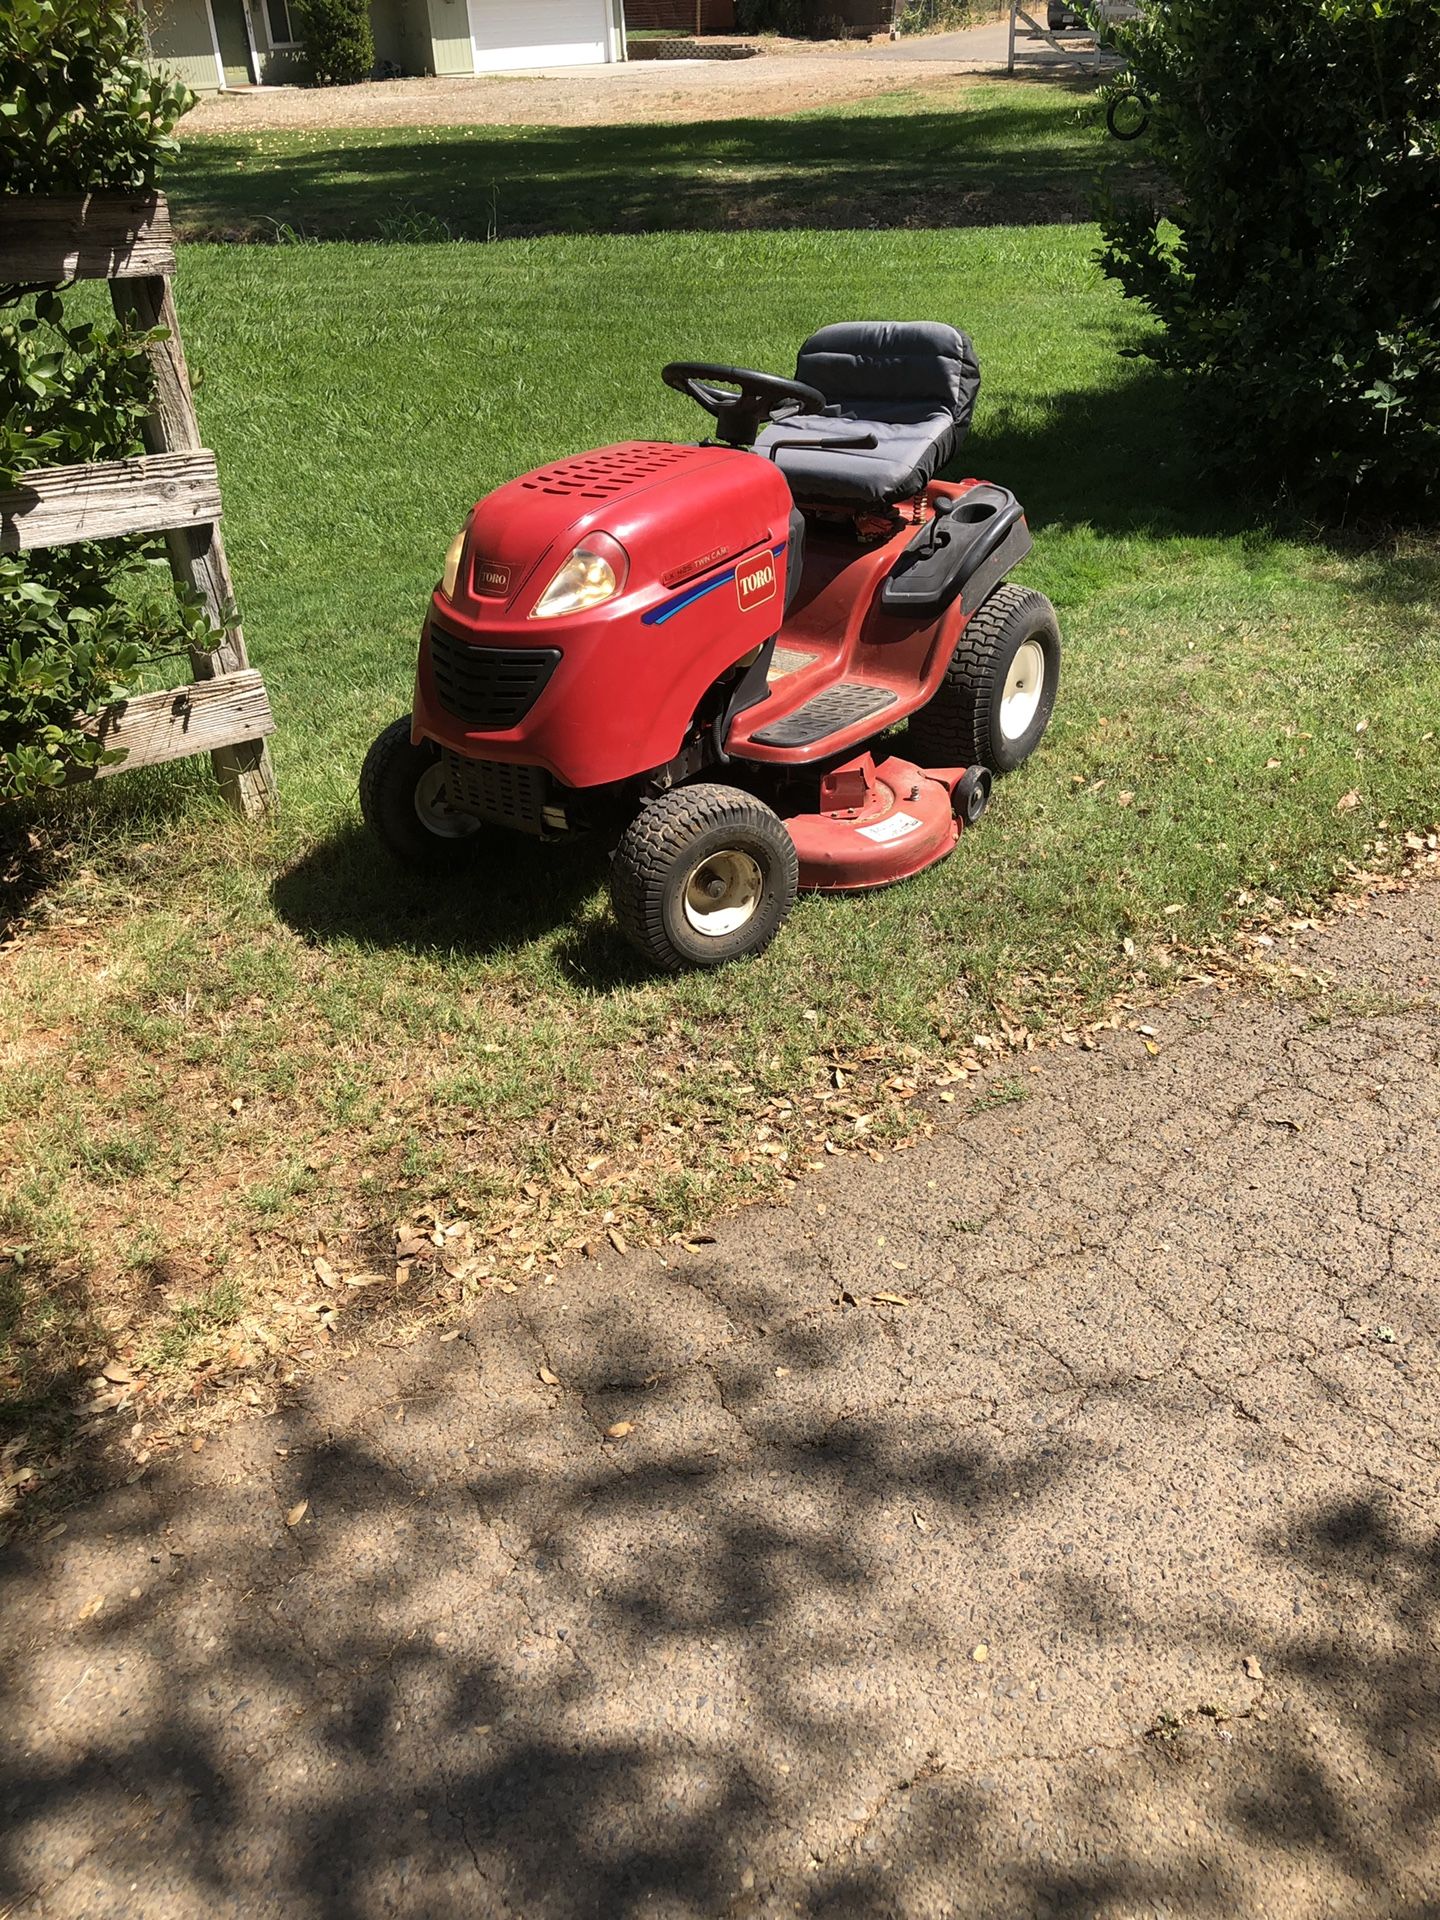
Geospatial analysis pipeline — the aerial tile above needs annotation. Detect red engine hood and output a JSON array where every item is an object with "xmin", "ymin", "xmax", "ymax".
[{"xmin": 449, "ymin": 441, "xmax": 788, "ymax": 618}]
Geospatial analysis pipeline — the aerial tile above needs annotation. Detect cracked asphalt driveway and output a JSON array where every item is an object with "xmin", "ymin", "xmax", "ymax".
[{"xmin": 4, "ymin": 880, "xmax": 1439, "ymax": 1918}]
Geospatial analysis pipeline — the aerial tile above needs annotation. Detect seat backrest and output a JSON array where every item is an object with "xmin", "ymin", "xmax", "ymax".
[{"xmin": 794, "ymin": 321, "xmax": 981, "ymax": 431}]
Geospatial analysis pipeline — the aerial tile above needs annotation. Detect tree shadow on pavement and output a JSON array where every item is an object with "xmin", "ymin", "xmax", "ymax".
[{"xmin": 3, "ymin": 1255, "xmax": 1438, "ymax": 1920}]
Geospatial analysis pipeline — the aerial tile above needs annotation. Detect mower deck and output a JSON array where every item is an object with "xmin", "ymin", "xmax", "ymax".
[{"xmin": 783, "ymin": 751, "xmax": 974, "ymax": 892}]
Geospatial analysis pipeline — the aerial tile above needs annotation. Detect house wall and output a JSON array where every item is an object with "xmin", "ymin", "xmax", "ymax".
[
  {"xmin": 392, "ymin": 0, "xmax": 436, "ymax": 71},
  {"xmin": 141, "ymin": 0, "xmax": 221, "ymax": 91},
  {"xmin": 145, "ymin": 0, "xmax": 432, "ymax": 85},
  {"xmin": 425, "ymin": 0, "xmax": 473, "ymax": 73},
  {"xmin": 148, "ymin": 0, "xmax": 627, "ymax": 87},
  {"xmin": 368, "ymin": 0, "xmax": 413, "ymax": 70}
]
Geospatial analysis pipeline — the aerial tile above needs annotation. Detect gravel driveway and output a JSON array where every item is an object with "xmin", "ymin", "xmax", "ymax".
[{"xmin": 182, "ymin": 42, "xmax": 1003, "ymax": 134}]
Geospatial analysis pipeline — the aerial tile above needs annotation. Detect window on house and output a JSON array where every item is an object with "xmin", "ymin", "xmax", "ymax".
[{"xmin": 265, "ymin": 0, "xmax": 298, "ymax": 46}]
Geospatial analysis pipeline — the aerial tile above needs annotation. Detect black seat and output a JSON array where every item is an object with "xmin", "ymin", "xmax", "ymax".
[{"xmin": 755, "ymin": 321, "xmax": 980, "ymax": 510}]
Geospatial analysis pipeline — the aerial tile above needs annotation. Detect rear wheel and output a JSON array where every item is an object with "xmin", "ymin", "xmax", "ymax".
[
  {"xmin": 610, "ymin": 783, "xmax": 799, "ymax": 972},
  {"xmin": 907, "ymin": 584, "xmax": 1061, "ymax": 776},
  {"xmin": 360, "ymin": 717, "xmax": 483, "ymax": 870}
]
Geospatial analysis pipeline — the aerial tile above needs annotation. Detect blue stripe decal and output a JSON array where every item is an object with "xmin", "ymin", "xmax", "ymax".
[
  {"xmin": 642, "ymin": 544, "xmax": 789, "ymax": 628},
  {"xmin": 642, "ymin": 567, "xmax": 737, "ymax": 628}
]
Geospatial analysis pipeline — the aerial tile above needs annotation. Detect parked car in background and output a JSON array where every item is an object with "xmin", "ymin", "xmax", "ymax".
[{"xmin": 1048, "ymin": 1, "xmax": 1141, "ymax": 28}]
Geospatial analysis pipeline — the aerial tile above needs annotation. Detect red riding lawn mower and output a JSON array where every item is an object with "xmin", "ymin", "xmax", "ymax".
[{"xmin": 362, "ymin": 322, "xmax": 1061, "ymax": 970}]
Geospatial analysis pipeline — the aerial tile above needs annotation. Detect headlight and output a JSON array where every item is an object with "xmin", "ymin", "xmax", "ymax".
[
  {"xmin": 530, "ymin": 538, "xmax": 627, "ymax": 620},
  {"xmin": 440, "ymin": 527, "xmax": 467, "ymax": 601}
]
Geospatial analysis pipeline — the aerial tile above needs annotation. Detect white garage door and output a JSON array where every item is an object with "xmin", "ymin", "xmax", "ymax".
[{"xmin": 466, "ymin": 0, "xmax": 612, "ymax": 72}]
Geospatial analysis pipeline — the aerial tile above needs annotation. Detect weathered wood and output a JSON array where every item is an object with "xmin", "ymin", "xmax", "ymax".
[
  {"xmin": 0, "ymin": 194, "xmax": 175, "ymax": 284},
  {"xmin": 110, "ymin": 273, "xmax": 277, "ymax": 819},
  {"xmin": 73, "ymin": 671, "xmax": 275, "ymax": 780},
  {"xmin": 0, "ymin": 452, "xmax": 222, "ymax": 553}
]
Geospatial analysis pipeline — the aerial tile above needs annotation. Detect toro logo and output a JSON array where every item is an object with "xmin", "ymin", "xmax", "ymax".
[
  {"xmin": 472, "ymin": 559, "xmax": 512, "ymax": 598},
  {"xmin": 735, "ymin": 552, "xmax": 778, "ymax": 613}
]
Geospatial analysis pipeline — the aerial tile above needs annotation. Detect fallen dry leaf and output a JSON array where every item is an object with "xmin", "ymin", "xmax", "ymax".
[
  {"xmin": 538, "ymin": 1366, "xmax": 560, "ymax": 1387},
  {"xmin": 1337, "ymin": 788, "xmax": 1361, "ymax": 814},
  {"xmin": 285, "ymin": 1500, "xmax": 309, "ymax": 1528},
  {"xmin": 102, "ymin": 1361, "xmax": 134, "ymax": 1385},
  {"xmin": 872, "ymin": 1291, "xmax": 912, "ymax": 1307},
  {"xmin": 607, "ymin": 1227, "xmax": 628, "ymax": 1254},
  {"xmin": 606, "ymin": 1421, "xmax": 635, "ymax": 1439}
]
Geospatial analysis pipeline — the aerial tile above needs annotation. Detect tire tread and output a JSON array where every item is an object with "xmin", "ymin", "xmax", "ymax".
[
  {"xmin": 907, "ymin": 583, "xmax": 1059, "ymax": 771},
  {"xmin": 611, "ymin": 783, "xmax": 798, "ymax": 972}
]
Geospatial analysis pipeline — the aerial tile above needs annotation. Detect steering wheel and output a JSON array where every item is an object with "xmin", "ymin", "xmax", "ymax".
[{"xmin": 662, "ymin": 361, "xmax": 827, "ymax": 448}]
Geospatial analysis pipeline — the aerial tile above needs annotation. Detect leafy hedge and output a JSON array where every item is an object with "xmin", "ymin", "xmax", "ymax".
[
  {"xmin": 1099, "ymin": 0, "xmax": 1440, "ymax": 512},
  {"xmin": 295, "ymin": 0, "xmax": 375, "ymax": 85},
  {"xmin": 1, "ymin": 1, "xmax": 199, "ymax": 801}
]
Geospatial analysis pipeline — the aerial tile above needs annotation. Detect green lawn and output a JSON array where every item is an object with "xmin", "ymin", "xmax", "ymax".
[
  {"xmin": 2, "ymin": 89, "xmax": 1438, "ymax": 1493},
  {"xmin": 168, "ymin": 81, "xmax": 1121, "ymax": 240}
]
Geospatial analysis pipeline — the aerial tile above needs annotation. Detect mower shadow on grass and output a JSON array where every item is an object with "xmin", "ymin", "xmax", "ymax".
[{"xmin": 270, "ymin": 819, "xmax": 652, "ymax": 983}]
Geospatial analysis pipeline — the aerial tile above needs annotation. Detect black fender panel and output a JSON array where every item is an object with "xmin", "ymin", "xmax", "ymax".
[{"xmin": 880, "ymin": 485, "xmax": 1033, "ymax": 616}]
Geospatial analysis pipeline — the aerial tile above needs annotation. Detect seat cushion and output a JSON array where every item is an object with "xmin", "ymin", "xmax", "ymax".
[
  {"xmin": 757, "ymin": 406, "xmax": 961, "ymax": 509},
  {"xmin": 755, "ymin": 320, "xmax": 980, "ymax": 509}
]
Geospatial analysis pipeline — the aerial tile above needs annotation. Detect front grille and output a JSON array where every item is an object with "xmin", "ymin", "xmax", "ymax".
[
  {"xmin": 443, "ymin": 753, "xmax": 550, "ymax": 836},
  {"xmin": 428, "ymin": 623, "xmax": 560, "ymax": 730}
]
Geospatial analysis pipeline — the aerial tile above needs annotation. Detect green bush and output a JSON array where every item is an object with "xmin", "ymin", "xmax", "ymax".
[
  {"xmin": 734, "ymin": 0, "xmax": 868, "ymax": 36},
  {"xmin": 0, "ymin": 1, "xmax": 200, "ymax": 802},
  {"xmin": 0, "ymin": 0, "xmax": 191, "ymax": 194},
  {"xmin": 894, "ymin": 0, "xmax": 979, "ymax": 32},
  {"xmin": 294, "ymin": 0, "xmax": 375, "ymax": 85},
  {"xmin": 1098, "ymin": 0, "xmax": 1440, "ymax": 512}
]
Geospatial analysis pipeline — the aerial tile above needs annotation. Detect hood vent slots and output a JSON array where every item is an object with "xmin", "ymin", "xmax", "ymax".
[{"xmin": 519, "ymin": 442, "xmax": 694, "ymax": 502}]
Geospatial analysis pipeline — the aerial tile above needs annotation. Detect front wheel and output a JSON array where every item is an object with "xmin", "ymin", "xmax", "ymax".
[
  {"xmin": 907, "ymin": 583, "xmax": 1061, "ymax": 776},
  {"xmin": 359, "ymin": 717, "xmax": 484, "ymax": 870},
  {"xmin": 610, "ymin": 784, "xmax": 799, "ymax": 972}
]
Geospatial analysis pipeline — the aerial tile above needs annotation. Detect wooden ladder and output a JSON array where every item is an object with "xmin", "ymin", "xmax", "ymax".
[{"xmin": 0, "ymin": 193, "xmax": 276, "ymax": 817}]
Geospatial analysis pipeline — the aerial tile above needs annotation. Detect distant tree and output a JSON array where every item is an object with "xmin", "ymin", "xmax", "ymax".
[{"xmin": 1098, "ymin": 0, "xmax": 1440, "ymax": 512}]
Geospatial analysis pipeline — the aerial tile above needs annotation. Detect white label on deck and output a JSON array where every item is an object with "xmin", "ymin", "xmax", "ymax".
[{"xmin": 856, "ymin": 811, "xmax": 923, "ymax": 844}]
